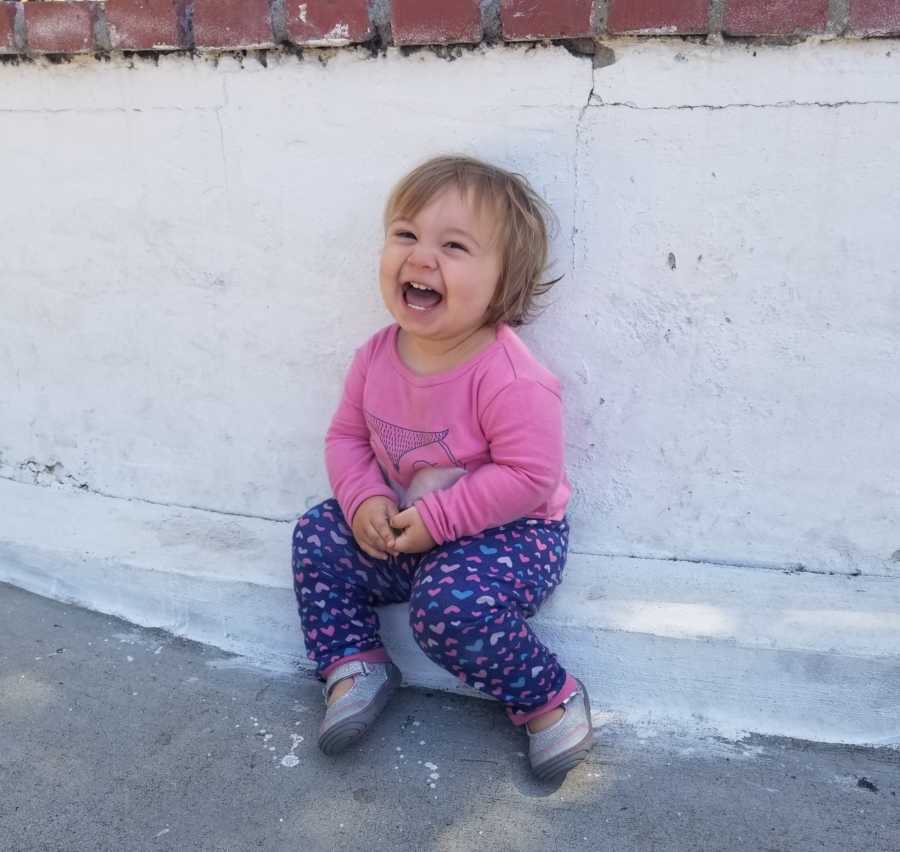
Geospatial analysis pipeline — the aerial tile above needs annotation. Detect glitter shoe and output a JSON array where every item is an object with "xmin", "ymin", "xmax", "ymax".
[
  {"xmin": 527, "ymin": 679, "xmax": 594, "ymax": 780},
  {"xmin": 318, "ymin": 660, "xmax": 401, "ymax": 756}
]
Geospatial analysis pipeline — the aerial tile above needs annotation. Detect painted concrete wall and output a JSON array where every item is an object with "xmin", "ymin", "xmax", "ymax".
[
  {"xmin": 2, "ymin": 40, "xmax": 900, "ymax": 740},
  {"xmin": 3, "ymin": 40, "xmax": 898, "ymax": 574}
]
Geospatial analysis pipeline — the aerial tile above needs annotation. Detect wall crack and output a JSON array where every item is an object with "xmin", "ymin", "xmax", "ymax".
[
  {"xmin": 587, "ymin": 99, "xmax": 900, "ymax": 111},
  {"xmin": 569, "ymin": 66, "xmax": 595, "ymax": 299}
]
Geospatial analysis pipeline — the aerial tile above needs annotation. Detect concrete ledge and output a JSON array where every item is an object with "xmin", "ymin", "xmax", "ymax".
[{"xmin": 2, "ymin": 478, "xmax": 898, "ymax": 744}]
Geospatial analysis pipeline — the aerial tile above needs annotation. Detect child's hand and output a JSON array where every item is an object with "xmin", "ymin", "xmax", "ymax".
[
  {"xmin": 389, "ymin": 505, "xmax": 437, "ymax": 554},
  {"xmin": 351, "ymin": 496, "xmax": 399, "ymax": 560}
]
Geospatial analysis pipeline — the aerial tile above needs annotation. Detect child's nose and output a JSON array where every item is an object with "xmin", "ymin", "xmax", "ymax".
[{"xmin": 408, "ymin": 245, "xmax": 437, "ymax": 269}]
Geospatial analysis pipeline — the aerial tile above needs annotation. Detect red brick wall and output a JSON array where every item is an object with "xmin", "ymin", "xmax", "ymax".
[{"xmin": 1, "ymin": 0, "xmax": 898, "ymax": 55}]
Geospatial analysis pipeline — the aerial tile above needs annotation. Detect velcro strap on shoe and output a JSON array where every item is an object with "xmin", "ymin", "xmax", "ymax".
[{"xmin": 324, "ymin": 660, "xmax": 370, "ymax": 697}]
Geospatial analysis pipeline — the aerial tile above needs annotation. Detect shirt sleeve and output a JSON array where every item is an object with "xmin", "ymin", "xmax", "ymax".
[
  {"xmin": 324, "ymin": 345, "xmax": 398, "ymax": 525},
  {"xmin": 416, "ymin": 379, "xmax": 565, "ymax": 545}
]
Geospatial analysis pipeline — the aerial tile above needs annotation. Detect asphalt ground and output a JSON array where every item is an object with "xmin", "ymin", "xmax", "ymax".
[{"xmin": 2, "ymin": 582, "xmax": 898, "ymax": 852}]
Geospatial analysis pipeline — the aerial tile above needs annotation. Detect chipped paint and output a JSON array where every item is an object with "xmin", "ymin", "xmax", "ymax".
[{"xmin": 301, "ymin": 22, "xmax": 352, "ymax": 47}]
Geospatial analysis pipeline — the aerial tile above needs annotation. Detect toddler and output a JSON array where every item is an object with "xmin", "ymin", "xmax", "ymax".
[{"xmin": 291, "ymin": 155, "xmax": 593, "ymax": 780}]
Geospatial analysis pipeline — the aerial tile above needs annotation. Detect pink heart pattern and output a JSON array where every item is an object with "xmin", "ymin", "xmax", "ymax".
[{"xmin": 292, "ymin": 498, "xmax": 569, "ymax": 716}]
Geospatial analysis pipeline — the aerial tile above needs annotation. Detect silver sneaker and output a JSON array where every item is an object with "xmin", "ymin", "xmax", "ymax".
[
  {"xmin": 526, "ymin": 679, "xmax": 594, "ymax": 780},
  {"xmin": 318, "ymin": 660, "xmax": 401, "ymax": 756}
]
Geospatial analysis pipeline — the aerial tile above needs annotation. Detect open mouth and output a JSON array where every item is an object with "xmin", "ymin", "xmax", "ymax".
[{"xmin": 402, "ymin": 281, "xmax": 443, "ymax": 312}]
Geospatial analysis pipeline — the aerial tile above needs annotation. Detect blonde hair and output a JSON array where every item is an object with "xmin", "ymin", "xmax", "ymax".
[{"xmin": 383, "ymin": 155, "xmax": 561, "ymax": 327}]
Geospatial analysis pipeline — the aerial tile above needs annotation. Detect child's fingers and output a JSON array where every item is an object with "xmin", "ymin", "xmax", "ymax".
[
  {"xmin": 368, "ymin": 522, "xmax": 395, "ymax": 557},
  {"xmin": 359, "ymin": 527, "xmax": 388, "ymax": 560},
  {"xmin": 372, "ymin": 514, "xmax": 396, "ymax": 549},
  {"xmin": 390, "ymin": 530, "xmax": 412, "ymax": 554},
  {"xmin": 362, "ymin": 542, "xmax": 388, "ymax": 560},
  {"xmin": 390, "ymin": 507, "xmax": 415, "ymax": 530},
  {"xmin": 392, "ymin": 530, "xmax": 429, "ymax": 555}
]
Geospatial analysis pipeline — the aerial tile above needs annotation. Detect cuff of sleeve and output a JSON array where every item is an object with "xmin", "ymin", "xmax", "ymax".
[
  {"xmin": 346, "ymin": 486, "xmax": 400, "ymax": 526},
  {"xmin": 415, "ymin": 496, "xmax": 447, "ymax": 546}
]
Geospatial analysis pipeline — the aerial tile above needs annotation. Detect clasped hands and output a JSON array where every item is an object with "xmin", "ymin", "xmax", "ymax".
[{"xmin": 351, "ymin": 495, "xmax": 436, "ymax": 560}]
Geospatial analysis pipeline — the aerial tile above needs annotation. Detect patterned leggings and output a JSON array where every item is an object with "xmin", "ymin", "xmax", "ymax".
[{"xmin": 292, "ymin": 499, "xmax": 575, "ymax": 725}]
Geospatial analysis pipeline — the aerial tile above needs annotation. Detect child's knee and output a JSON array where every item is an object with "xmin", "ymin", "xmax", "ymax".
[
  {"xmin": 293, "ymin": 499, "xmax": 344, "ymax": 543},
  {"xmin": 409, "ymin": 593, "xmax": 486, "ymax": 661},
  {"xmin": 291, "ymin": 499, "xmax": 351, "ymax": 589}
]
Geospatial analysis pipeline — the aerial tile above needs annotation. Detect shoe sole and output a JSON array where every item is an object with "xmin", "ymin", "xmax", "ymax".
[
  {"xmin": 318, "ymin": 667, "xmax": 400, "ymax": 756},
  {"xmin": 531, "ymin": 683, "xmax": 595, "ymax": 781}
]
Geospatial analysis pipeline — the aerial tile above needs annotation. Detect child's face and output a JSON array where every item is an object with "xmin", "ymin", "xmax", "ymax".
[{"xmin": 380, "ymin": 187, "xmax": 502, "ymax": 345}]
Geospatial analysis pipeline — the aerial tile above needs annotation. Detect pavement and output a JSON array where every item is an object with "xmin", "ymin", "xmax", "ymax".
[{"xmin": 1, "ymin": 582, "xmax": 898, "ymax": 852}]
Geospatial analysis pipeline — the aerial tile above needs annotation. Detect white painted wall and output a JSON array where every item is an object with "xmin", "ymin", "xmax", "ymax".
[
  {"xmin": 2, "ymin": 40, "xmax": 899, "ymax": 740},
  {"xmin": 2, "ymin": 41, "xmax": 898, "ymax": 575}
]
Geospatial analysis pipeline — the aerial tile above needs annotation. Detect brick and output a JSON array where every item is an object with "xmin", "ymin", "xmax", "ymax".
[
  {"xmin": 1, "ymin": 2, "xmax": 17, "ymax": 52},
  {"xmin": 193, "ymin": 0, "xmax": 275, "ymax": 49},
  {"xmin": 849, "ymin": 0, "xmax": 900, "ymax": 34},
  {"xmin": 285, "ymin": 0, "xmax": 371, "ymax": 46},
  {"xmin": 723, "ymin": 0, "xmax": 828, "ymax": 36},
  {"xmin": 392, "ymin": 0, "xmax": 481, "ymax": 45},
  {"xmin": 25, "ymin": 1, "xmax": 97, "ymax": 53},
  {"xmin": 607, "ymin": 0, "xmax": 709, "ymax": 34},
  {"xmin": 501, "ymin": 0, "xmax": 594, "ymax": 40},
  {"xmin": 106, "ymin": 0, "xmax": 184, "ymax": 50}
]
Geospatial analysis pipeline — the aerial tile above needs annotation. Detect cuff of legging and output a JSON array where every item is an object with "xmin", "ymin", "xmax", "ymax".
[
  {"xmin": 505, "ymin": 672, "xmax": 579, "ymax": 727},
  {"xmin": 320, "ymin": 647, "xmax": 392, "ymax": 680}
]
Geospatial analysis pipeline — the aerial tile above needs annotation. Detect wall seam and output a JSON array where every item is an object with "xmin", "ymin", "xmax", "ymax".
[
  {"xmin": 566, "ymin": 549, "xmax": 891, "ymax": 578},
  {"xmin": 0, "ymin": 473, "xmax": 297, "ymax": 523},
  {"xmin": 3, "ymin": 470, "xmax": 895, "ymax": 577},
  {"xmin": 590, "ymin": 99, "xmax": 900, "ymax": 111}
]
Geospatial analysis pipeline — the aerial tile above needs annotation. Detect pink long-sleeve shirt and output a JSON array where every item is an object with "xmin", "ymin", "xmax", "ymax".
[{"xmin": 325, "ymin": 323, "xmax": 571, "ymax": 546}]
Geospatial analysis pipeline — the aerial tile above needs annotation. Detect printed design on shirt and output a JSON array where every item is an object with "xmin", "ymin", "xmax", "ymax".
[{"xmin": 365, "ymin": 410, "xmax": 463, "ymax": 472}]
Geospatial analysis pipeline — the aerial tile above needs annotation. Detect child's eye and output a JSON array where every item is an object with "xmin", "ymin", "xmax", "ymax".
[
  {"xmin": 445, "ymin": 241, "xmax": 468, "ymax": 252},
  {"xmin": 394, "ymin": 230, "xmax": 416, "ymax": 240}
]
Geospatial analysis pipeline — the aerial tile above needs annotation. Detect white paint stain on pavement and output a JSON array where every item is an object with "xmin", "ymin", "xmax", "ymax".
[{"xmin": 280, "ymin": 733, "xmax": 305, "ymax": 767}]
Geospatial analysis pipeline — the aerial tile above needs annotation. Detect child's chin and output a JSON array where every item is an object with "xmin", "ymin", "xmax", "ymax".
[{"xmin": 395, "ymin": 308, "xmax": 443, "ymax": 334}]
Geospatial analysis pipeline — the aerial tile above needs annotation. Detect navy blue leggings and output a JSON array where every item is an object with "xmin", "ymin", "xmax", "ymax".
[{"xmin": 292, "ymin": 499, "xmax": 573, "ymax": 722}]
